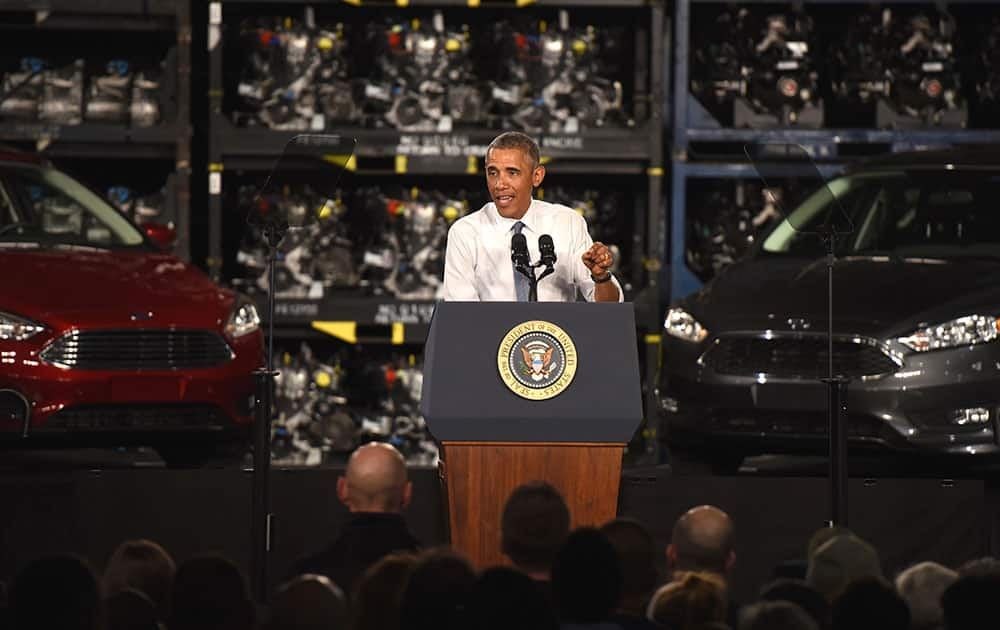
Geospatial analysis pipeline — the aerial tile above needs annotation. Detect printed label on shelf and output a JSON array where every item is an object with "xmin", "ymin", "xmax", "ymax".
[{"xmin": 373, "ymin": 302, "xmax": 436, "ymax": 325}]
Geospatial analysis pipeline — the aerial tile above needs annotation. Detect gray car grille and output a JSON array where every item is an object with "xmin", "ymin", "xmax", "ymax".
[
  {"xmin": 40, "ymin": 329, "xmax": 234, "ymax": 370},
  {"xmin": 700, "ymin": 335, "xmax": 900, "ymax": 379}
]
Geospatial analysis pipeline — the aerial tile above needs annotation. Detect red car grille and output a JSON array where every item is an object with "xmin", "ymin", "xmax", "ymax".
[
  {"xmin": 40, "ymin": 330, "xmax": 234, "ymax": 370},
  {"xmin": 44, "ymin": 403, "xmax": 232, "ymax": 430},
  {"xmin": 701, "ymin": 336, "xmax": 900, "ymax": 379}
]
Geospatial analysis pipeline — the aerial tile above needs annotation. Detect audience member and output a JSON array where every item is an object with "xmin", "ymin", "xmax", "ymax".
[
  {"xmin": 956, "ymin": 556, "xmax": 1000, "ymax": 577},
  {"xmin": 501, "ymin": 481, "xmax": 571, "ymax": 582},
  {"xmin": 941, "ymin": 571, "xmax": 1000, "ymax": 630},
  {"xmin": 739, "ymin": 600, "xmax": 819, "ymax": 630},
  {"xmin": 894, "ymin": 561, "xmax": 957, "ymax": 630},
  {"xmin": 105, "ymin": 588, "xmax": 159, "ymax": 630},
  {"xmin": 601, "ymin": 518, "xmax": 660, "ymax": 630},
  {"xmin": 668, "ymin": 505, "xmax": 739, "ymax": 626},
  {"xmin": 351, "ymin": 553, "xmax": 417, "ymax": 630},
  {"xmin": 805, "ymin": 533, "xmax": 882, "ymax": 603},
  {"xmin": 759, "ymin": 578, "xmax": 829, "ymax": 630},
  {"xmin": 399, "ymin": 548, "xmax": 475, "ymax": 630},
  {"xmin": 647, "ymin": 571, "xmax": 728, "ymax": 630},
  {"xmin": 291, "ymin": 442, "xmax": 420, "ymax": 595},
  {"xmin": 668, "ymin": 505, "xmax": 736, "ymax": 577},
  {"xmin": 170, "ymin": 555, "xmax": 254, "ymax": 630},
  {"xmin": 10, "ymin": 554, "xmax": 103, "ymax": 630},
  {"xmin": 265, "ymin": 574, "xmax": 348, "ymax": 630},
  {"xmin": 468, "ymin": 567, "xmax": 558, "ymax": 630},
  {"xmin": 103, "ymin": 538, "xmax": 175, "ymax": 617},
  {"xmin": 831, "ymin": 576, "xmax": 909, "ymax": 630},
  {"xmin": 551, "ymin": 527, "xmax": 623, "ymax": 626}
]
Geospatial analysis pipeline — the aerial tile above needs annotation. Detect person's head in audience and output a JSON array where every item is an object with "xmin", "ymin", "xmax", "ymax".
[
  {"xmin": 399, "ymin": 548, "xmax": 475, "ymax": 630},
  {"xmin": 956, "ymin": 556, "xmax": 1000, "ymax": 577},
  {"xmin": 106, "ymin": 588, "xmax": 159, "ymax": 630},
  {"xmin": 469, "ymin": 567, "xmax": 557, "ymax": 630},
  {"xmin": 600, "ymin": 517, "xmax": 659, "ymax": 619},
  {"xmin": 103, "ymin": 538, "xmax": 176, "ymax": 616},
  {"xmin": 647, "ymin": 571, "xmax": 727, "ymax": 630},
  {"xmin": 266, "ymin": 574, "xmax": 348, "ymax": 630},
  {"xmin": 941, "ymin": 571, "xmax": 1000, "ymax": 630},
  {"xmin": 668, "ymin": 505, "xmax": 736, "ymax": 578},
  {"xmin": 352, "ymin": 553, "xmax": 417, "ymax": 630},
  {"xmin": 806, "ymin": 533, "xmax": 882, "ymax": 602},
  {"xmin": 740, "ymin": 600, "xmax": 819, "ymax": 630},
  {"xmin": 11, "ymin": 554, "xmax": 103, "ymax": 630},
  {"xmin": 895, "ymin": 561, "xmax": 957, "ymax": 630},
  {"xmin": 170, "ymin": 555, "xmax": 254, "ymax": 630},
  {"xmin": 338, "ymin": 442, "xmax": 412, "ymax": 513},
  {"xmin": 831, "ymin": 576, "xmax": 909, "ymax": 630},
  {"xmin": 759, "ymin": 578, "xmax": 830, "ymax": 630},
  {"xmin": 551, "ymin": 527, "xmax": 623, "ymax": 625},
  {"xmin": 500, "ymin": 481, "xmax": 570, "ymax": 580}
]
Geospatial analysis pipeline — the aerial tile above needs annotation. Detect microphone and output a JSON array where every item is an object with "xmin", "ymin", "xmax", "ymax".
[
  {"xmin": 538, "ymin": 234, "xmax": 556, "ymax": 268},
  {"xmin": 511, "ymin": 232, "xmax": 530, "ymax": 270}
]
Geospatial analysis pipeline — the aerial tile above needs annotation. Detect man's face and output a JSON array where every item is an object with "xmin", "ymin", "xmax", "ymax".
[{"xmin": 485, "ymin": 147, "xmax": 545, "ymax": 219}]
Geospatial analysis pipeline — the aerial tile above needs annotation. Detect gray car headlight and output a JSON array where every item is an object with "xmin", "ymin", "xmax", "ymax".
[
  {"xmin": 664, "ymin": 307, "xmax": 708, "ymax": 343},
  {"xmin": 0, "ymin": 311, "xmax": 46, "ymax": 341},
  {"xmin": 225, "ymin": 299, "xmax": 261, "ymax": 339},
  {"xmin": 897, "ymin": 315, "xmax": 999, "ymax": 352}
]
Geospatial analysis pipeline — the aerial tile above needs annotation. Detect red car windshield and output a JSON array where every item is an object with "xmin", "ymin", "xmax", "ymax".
[{"xmin": 0, "ymin": 163, "xmax": 146, "ymax": 249}]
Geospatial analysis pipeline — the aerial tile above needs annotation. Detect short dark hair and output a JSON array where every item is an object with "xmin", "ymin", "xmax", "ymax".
[
  {"xmin": 600, "ymin": 518, "xmax": 658, "ymax": 601},
  {"xmin": 740, "ymin": 600, "xmax": 819, "ymax": 630},
  {"xmin": 551, "ymin": 528, "xmax": 622, "ymax": 624},
  {"xmin": 170, "ymin": 555, "xmax": 253, "ymax": 630},
  {"xmin": 486, "ymin": 131, "xmax": 540, "ymax": 169},
  {"xmin": 12, "ymin": 554, "xmax": 103, "ymax": 630},
  {"xmin": 501, "ymin": 481, "xmax": 570, "ymax": 573},
  {"xmin": 103, "ymin": 539, "xmax": 176, "ymax": 614},
  {"xmin": 832, "ymin": 577, "xmax": 909, "ymax": 630}
]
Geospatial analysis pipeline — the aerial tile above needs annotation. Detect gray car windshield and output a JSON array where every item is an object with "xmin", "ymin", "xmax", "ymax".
[
  {"xmin": 761, "ymin": 170, "xmax": 1000, "ymax": 260},
  {"xmin": 0, "ymin": 163, "xmax": 145, "ymax": 249}
]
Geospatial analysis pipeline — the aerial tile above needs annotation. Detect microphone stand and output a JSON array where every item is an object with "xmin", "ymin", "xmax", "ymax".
[
  {"xmin": 515, "ymin": 262, "xmax": 539, "ymax": 302},
  {"xmin": 250, "ymin": 221, "xmax": 282, "ymax": 602},
  {"xmin": 820, "ymin": 227, "xmax": 849, "ymax": 528}
]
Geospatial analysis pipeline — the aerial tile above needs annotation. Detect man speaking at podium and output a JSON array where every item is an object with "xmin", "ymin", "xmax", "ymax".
[{"xmin": 442, "ymin": 131, "xmax": 622, "ymax": 303}]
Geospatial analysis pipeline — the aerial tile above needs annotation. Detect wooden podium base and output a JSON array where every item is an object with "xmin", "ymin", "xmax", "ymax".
[{"xmin": 440, "ymin": 441, "xmax": 624, "ymax": 569}]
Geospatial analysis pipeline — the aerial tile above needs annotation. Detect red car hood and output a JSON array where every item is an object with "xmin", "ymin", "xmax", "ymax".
[{"xmin": 1, "ymin": 248, "xmax": 234, "ymax": 330}]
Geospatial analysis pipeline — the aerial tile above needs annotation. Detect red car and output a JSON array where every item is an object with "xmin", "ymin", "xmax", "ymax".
[{"xmin": 0, "ymin": 150, "xmax": 264, "ymax": 465}]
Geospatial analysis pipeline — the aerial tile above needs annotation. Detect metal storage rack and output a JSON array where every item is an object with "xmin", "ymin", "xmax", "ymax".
[
  {"xmin": 0, "ymin": 0, "xmax": 193, "ymax": 260},
  {"xmin": 669, "ymin": 0, "xmax": 1000, "ymax": 301},
  {"xmin": 206, "ymin": 0, "xmax": 667, "ymax": 460}
]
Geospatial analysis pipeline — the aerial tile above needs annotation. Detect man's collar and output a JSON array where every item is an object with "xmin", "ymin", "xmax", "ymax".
[{"xmin": 490, "ymin": 198, "xmax": 537, "ymax": 233}]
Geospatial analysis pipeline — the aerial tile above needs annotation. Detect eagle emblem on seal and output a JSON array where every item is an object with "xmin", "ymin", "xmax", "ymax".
[{"xmin": 521, "ymin": 340, "xmax": 558, "ymax": 382}]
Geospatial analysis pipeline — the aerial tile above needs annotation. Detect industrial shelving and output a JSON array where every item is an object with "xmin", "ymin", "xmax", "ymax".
[
  {"xmin": 668, "ymin": 0, "xmax": 1000, "ymax": 301},
  {"xmin": 0, "ymin": 0, "xmax": 193, "ymax": 259}
]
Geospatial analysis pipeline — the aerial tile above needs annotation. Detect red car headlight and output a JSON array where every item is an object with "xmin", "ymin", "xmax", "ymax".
[
  {"xmin": 0, "ymin": 311, "xmax": 46, "ymax": 341},
  {"xmin": 225, "ymin": 299, "xmax": 261, "ymax": 339}
]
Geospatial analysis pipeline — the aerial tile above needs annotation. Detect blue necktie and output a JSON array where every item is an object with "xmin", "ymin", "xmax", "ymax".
[{"xmin": 512, "ymin": 221, "xmax": 530, "ymax": 302}]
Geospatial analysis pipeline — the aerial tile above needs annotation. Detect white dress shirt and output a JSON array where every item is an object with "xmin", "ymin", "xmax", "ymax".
[{"xmin": 442, "ymin": 198, "xmax": 623, "ymax": 302}]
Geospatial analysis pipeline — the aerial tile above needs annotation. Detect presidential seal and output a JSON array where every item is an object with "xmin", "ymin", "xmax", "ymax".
[{"xmin": 497, "ymin": 320, "xmax": 577, "ymax": 400}]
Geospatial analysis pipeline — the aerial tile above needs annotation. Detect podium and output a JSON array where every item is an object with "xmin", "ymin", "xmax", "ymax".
[{"xmin": 420, "ymin": 302, "xmax": 642, "ymax": 568}]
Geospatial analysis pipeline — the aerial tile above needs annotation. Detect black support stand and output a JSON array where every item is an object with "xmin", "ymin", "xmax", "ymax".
[
  {"xmin": 250, "ymin": 228, "xmax": 280, "ymax": 602},
  {"xmin": 821, "ymin": 235, "xmax": 850, "ymax": 528}
]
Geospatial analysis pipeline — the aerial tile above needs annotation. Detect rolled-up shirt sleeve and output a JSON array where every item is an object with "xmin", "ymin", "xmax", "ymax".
[
  {"xmin": 570, "ymin": 213, "xmax": 624, "ymax": 303},
  {"xmin": 442, "ymin": 220, "xmax": 480, "ymax": 301}
]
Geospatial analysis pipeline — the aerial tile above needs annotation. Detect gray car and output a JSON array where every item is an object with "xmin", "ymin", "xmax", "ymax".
[{"xmin": 658, "ymin": 148, "xmax": 1000, "ymax": 470}]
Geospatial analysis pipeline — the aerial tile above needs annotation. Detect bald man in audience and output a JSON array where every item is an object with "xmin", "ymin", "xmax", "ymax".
[
  {"xmin": 289, "ymin": 442, "xmax": 421, "ymax": 596},
  {"xmin": 666, "ymin": 505, "xmax": 739, "ymax": 627}
]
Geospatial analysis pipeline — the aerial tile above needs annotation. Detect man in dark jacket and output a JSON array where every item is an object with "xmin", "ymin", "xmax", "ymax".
[{"xmin": 290, "ymin": 442, "xmax": 421, "ymax": 595}]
